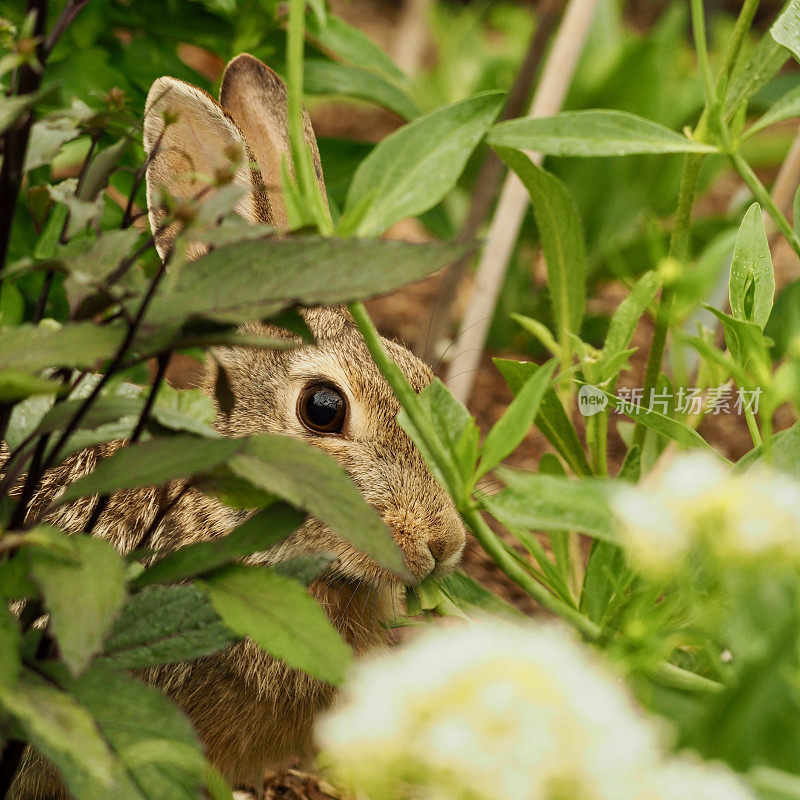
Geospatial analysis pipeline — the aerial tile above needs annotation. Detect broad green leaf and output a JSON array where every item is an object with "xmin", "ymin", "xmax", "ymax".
[
  {"xmin": 100, "ymin": 584, "xmax": 237, "ymax": 669},
  {"xmin": 772, "ymin": 0, "xmax": 800, "ymax": 63},
  {"xmin": 600, "ymin": 271, "xmax": 661, "ymax": 381},
  {"xmin": 306, "ymin": 13, "xmax": 409, "ymax": 86},
  {"xmin": 476, "ymin": 360, "xmax": 557, "ymax": 479},
  {"xmin": 273, "ymin": 553, "xmax": 336, "ymax": 585},
  {"xmin": 603, "ymin": 386, "xmax": 723, "ymax": 455},
  {"xmin": 488, "ymin": 110, "xmax": 717, "ymax": 156},
  {"xmin": 47, "ymin": 662, "xmax": 207, "ymax": 800},
  {"xmin": 0, "ymin": 321, "xmax": 124, "ymax": 373},
  {"xmin": 496, "ymin": 150, "xmax": 586, "ymax": 355},
  {"xmin": 133, "ymin": 503, "xmax": 304, "ymax": 587},
  {"xmin": 494, "ymin": 359, "xmax": 591, "ymax": 476},
  {"xmin": 0, "ymin": 370, "xmax": 63, "ymax": 402},
  {"xmin": 24, "ymin": 116, "xmax": 80, "ymax": 172},
  {"xmin": 0, "ymin": 669, "xmax": 119, "ymax": 800},
  {"xmin": 0, "ymin": 89, "xmax": 53, "ymax": 134},
  {"xmin": 729, "ymin": 203, "xmax": 774, "ymax": 330},
  {"xmin": 58, "ymin": 436, "xmax": 246, "ymax": 502},
  {"xmin": 440, "ymin": 570, "xmax": 523, "ymax": 618},
  {"xmin": 140, "ymin": 237, "xmax": 472, "ymax": 330},
  {"xmin": 227, "ymin": 435, "xmax": 408, "ymax": 578},
  {"xmin": 78, "ymin": 138, "xmax": 129, "ymax": 202},
  {"xmin": 409, "ymin": 378, "xmax": 479, "ymax": 485},
  {"xmin": 28, "ymin": 531, "xmax": 126, "ymax": 676},
  {"xmin": 0, "ymin": 603, "xmax": 21, "ymax": 687},
  {"xmin": 342, "ymin": 92, "xmax": 504, "ymax": 236},
  {"xmin": 305, "ymin": 60, "xmax": 419, "ymax": 121},
  {"xmin": 726, "ymin": 33, "xmax": 789, "ymax": 120},
  {"xmin": 482, "ymin": 471, "xmax": 616, "ymax": 542},
  {"xmin": 746, "ymin": 83, "xmax": 800, "ymax": 138},
  {"xmin": 199, "ymin": 564, "xmax": 351, "ymax": 684}
]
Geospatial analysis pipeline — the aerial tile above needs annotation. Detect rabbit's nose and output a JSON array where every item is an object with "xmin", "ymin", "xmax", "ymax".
[{"xmin": 427, "ymin": 528, "xmax": 465, "ymax": 567}]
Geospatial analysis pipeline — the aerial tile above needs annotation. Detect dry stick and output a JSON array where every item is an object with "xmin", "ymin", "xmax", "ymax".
[
  {"xmin": 764, "ymin": 121, "xmax": 800, "ymax": 249},
  {"xmin": 445, "ymin": 0, "xmax": 600, "ymax": 404},
  {"xmin": 392, "ymin": 0, "xmax": 432, "ymax": 77},
  {"xmin": 416, "ymin": 0, "xmax": 562, "ymax": 362}
]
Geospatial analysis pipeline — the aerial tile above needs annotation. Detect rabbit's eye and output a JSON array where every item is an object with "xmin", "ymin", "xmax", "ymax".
[{"xmin": 297, "ymin": 383, "xmax": 346, "ymax": 434}]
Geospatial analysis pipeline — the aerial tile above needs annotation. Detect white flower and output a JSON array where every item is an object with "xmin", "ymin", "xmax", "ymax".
[
  {"xmin": 612, "ymin": 453, "xmax": 800, "ymax": 572},
  {"xmin": 316, "ymin": 619, "xmax": 754, "ymax": 800}
]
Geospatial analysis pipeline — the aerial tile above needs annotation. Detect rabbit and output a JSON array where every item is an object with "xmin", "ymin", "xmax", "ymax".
[{"xmin": 7, "ymin": 54, "xmax": 467, "ymax": 798}]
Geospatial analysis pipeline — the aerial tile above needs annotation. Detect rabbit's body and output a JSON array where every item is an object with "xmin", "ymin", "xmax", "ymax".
[{"xmin": 8, "ymin": 55, "xmax": 466, "ymax": 799}]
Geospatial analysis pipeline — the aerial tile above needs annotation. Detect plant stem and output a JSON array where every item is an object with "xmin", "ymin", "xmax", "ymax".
[
  {"xmin": 729, "ymin": 149, "xmax": 800, "ymax": 258},
  {"xmin": 349, "ymin": 302, "xmax": 464, "ymax": 501},
  {"xmin": 633, "ymin": 154, "xmax": 704, "ymax": 448},
  {"xmin": 744, "ymin": 405, "xmax": 762, "ymax": 447},
  {"xmin": 690, "ymin": 0, "xmax": 717, "ymax": 112},
  {"xmin": 350, "ymin": 299, "xmax": 719, "ymax": 695}
]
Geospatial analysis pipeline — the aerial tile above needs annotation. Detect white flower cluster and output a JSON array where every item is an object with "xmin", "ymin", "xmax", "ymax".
[
  {"xmin": 612, "ymin": 453, "xmax": 800, "ymax": 573},
  {"xmin": 316, "ymin": 620, "xmax": 753, "ymax": 800}
]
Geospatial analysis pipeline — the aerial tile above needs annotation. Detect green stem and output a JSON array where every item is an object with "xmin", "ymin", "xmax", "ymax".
[
  {"xmin": 729, "ymin": 149, "xmax": 800, "ymax": 258},
  {"xmin": 744, "ymin": 405, "xmax": 762, "ymax": 447},
  {"xmin": 286, "ymin": 0, "xmax": 331, "ymax": 233},
  {"xmin": 348, "ymin": 302, "xmax": 464, "ymax": 501},
  {"xmin": 690, "ymin": 0, "xmax": 717, "ymax": 111},
  {"xmin": 588, "ymin": 411, "xmax": 608, "ymax": 476},
  {"xmin": 349, "ymin": 299, "xmax": 720, "ymax": 695},
  {"xmin": 718, "ymin": 0, "xmax": 760, "ymax": 89},
  {"xmin": 633, "ymin": 154, "xmax": 705, "ymax": 448}
]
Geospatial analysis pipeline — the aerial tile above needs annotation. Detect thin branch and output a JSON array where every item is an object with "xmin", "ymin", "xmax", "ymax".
[
  {"xmin": 445, "ymin": 0, "xmax": 601, "ymax": 404},
  {"xmin": 415, "ymin": 0, "xmax": 562, "ymax": 361}
]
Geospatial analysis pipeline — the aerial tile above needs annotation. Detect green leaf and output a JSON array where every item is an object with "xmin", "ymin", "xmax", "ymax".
[
  {"xmin": 0, "ymin": 370, "xmax": 64, "ymax": 402},
  {"xmin": 0, "ymin": 603, "xmax": 21, "ymax": 688},
  {"xmin": 409, "ymin": 378, "xmax": 479, "ymax": 485},
  {"xmin": 726, "ymin": 33, "xmax": 789, "ymax": 120},
  {"xmin": 482, "ymin": 471, "xmax": 616, "ymax": 542},
  {"xmin": 772, "ymin": 0, "xmax": 800, "ymax": 63},
  {"xmin": 0, "ymin": 321, "xmax": 124, "ymax": 373},
  {"xmin": 25, "ymin": 116, "xmax": 80, "ymax": 172},
  {"xmin": 78, "ymin": 138, "xmax": 129, "ymax": 202},
  {"xmin": 706, "ymin": 307, "xmax": 771, "ymax": 378},
  {"xmin": 306, "ymin": 13, "xmax": 409, "ymax": 86},
  {"xmin": 28, "ymin": 531, "xmax": 127, "ymax": 676},
  {"xmin": 100, "ymin": 584, "xmax": 237, "ymax": 669},
  {"xmin": 272, "ymin": 553, "xmax": 336, "ymax": 585},
  {"xmin": 488, "ymin": 110, "xmax": 717, "ymax": 156},
  {"xmin": 46, "ymin": 662, "xmax": 207, "ymax": 800},
  {"xmin": 496, "ymin": 150, "xmax": 586, "ymax": 357},
  {"xmin": 493, "ymin": 359, "xmax": 591, "ymax": 476},
  {"xmin": 603, "ymin": 386, "xmax": 724, "ymax": 455},
  {"xmin": 729, "ymin": 203, "xmax": 774, "ymax": 330},
  {"xmin": 746, "ymin": 83, "xmax": 800, "ymax": 138},
  {"xmin": 600, "ymin": 271, "xmax": 661, "ymax": 381},
  {"xmin": 141, "ymin": 237, "xmax": 473, "ymax": 330},
  {"xmin": 227, "ymin": 435, "xmax": 408, "ymax": 578},
  {"xmin": 476, "ymin": 360, "xmax": 557, "ymax": 479},
  {"xmin": 133, "ymin": 503, "xmax": 304, "ymax": 587},
  {"xmin": 341, "ymin": 92, "xmax": 504, "ymax": 236},
  {"xmin": 198, "ymin": 564, "xmax": 351, "ymax": 684},
  {"xmin": 304, "ymin": 59, "xmax": 419, "ymax": 121},
  {"xmin": 0, "ymin": 669, "xmax": 119, "ymax": 800},
  {"xmin": 58, "ymin": 436, "xmax": 246, "ymax": 503}
]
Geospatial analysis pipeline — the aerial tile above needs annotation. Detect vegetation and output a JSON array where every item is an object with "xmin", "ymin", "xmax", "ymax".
[{"xmin": 2, "ymin": 0, "xmax": 800, "ymax": 798}]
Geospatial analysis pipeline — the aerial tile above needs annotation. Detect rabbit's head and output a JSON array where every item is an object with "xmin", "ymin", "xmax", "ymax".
[{"xmin": 142, "ymin": 55, "xmax": 466, "ymax": 593}]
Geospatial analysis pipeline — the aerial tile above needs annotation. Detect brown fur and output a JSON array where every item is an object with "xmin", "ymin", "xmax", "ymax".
[{"xmin": 8, "ymin": 56, "xmax": 466, "ymax": 798}]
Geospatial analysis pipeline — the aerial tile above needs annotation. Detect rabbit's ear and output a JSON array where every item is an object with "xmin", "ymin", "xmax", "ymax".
[
  {"xmin": 143, "ymin": 77, "xmax": 268, "ymax": 262},
  {"xmin": 219, "ymin": 54, "xmax": 327, "ymax": 229}
]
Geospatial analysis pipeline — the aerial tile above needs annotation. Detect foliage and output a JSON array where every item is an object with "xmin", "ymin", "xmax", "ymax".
[{"xmin": 3, "ymin": 0, "xmax": 800, "ymax": 799}]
